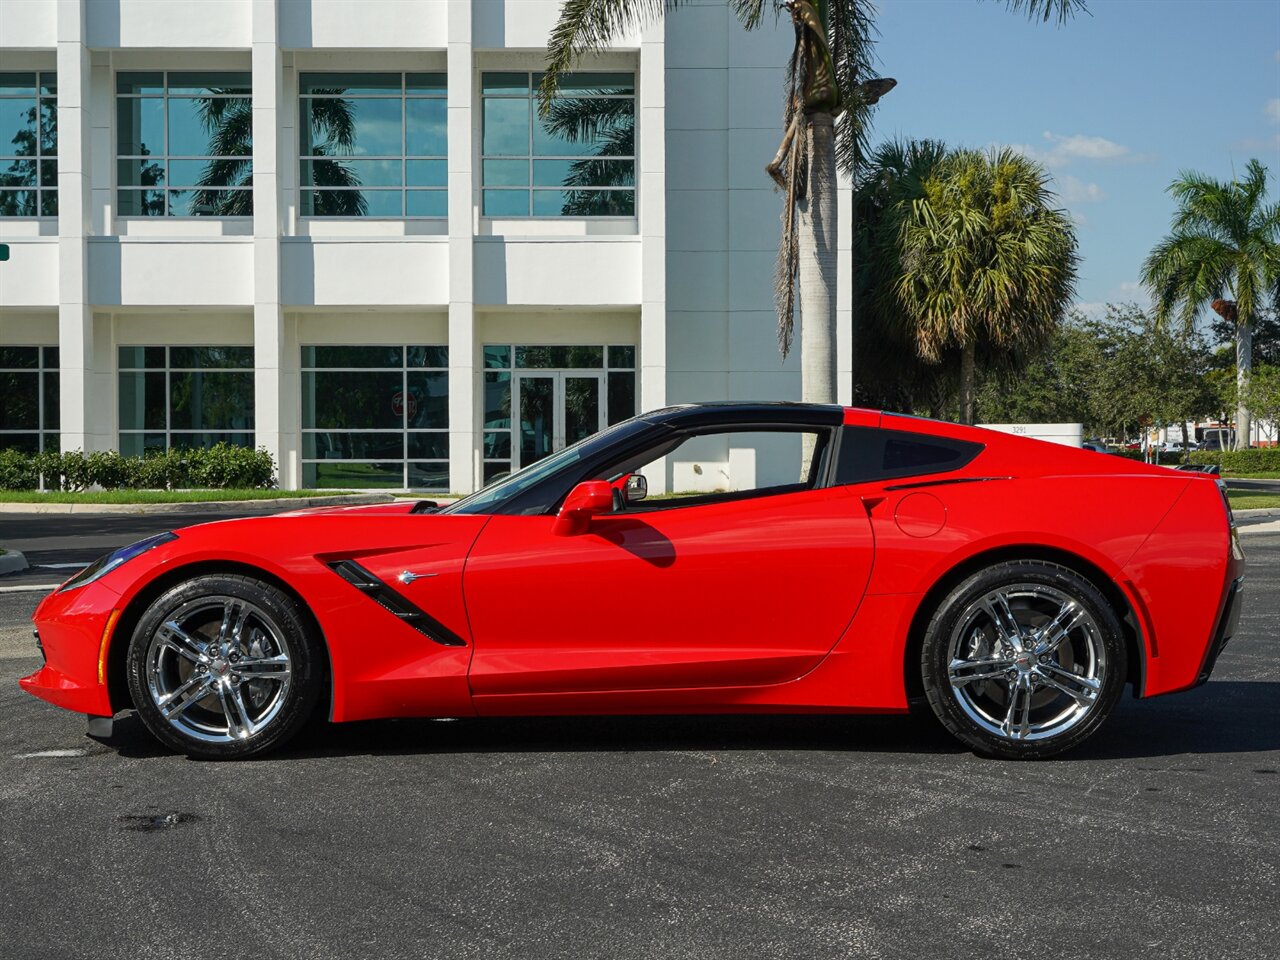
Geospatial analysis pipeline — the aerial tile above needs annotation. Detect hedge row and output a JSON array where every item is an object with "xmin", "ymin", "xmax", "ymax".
[
  {"xmin": 0, "ymin": 444, "xmax": 277, "ymax": 492},
  {"xmin": 1111, "ymin": 448, "xmax": 1280, "ymax": 471}
]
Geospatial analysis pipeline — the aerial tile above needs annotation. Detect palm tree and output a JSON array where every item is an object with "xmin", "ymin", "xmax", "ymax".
[
  {"xmin": 539, "ymin": 0, "xmax": 1085, "ymax": 408},
  {"xmin": 891, "ymin": 147, "xmax": 1079, "ymax": 424},
  {"xmin": 1141, "ymin": 159, "xmax": 1280, "ymax": 450}
]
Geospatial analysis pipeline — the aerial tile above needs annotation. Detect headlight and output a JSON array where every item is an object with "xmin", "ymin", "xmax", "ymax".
[{"xmin": 59, "ymin": 533, "xmax": 178, "ymax": 593}]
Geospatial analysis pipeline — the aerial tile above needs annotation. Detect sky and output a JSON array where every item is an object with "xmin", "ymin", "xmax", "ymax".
[{"xmin": 868, "ymin": 0, "xmax": 1280, "ymax": 317}]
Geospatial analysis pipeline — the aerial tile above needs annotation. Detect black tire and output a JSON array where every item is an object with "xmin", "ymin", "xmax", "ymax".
[
  {"xmin": 126, "ymin": 574, "xmax": 325, "ymax": 760},
  {"xmin": 921, "ymin": 560, "xmax": 1127, "ymax": 760}
]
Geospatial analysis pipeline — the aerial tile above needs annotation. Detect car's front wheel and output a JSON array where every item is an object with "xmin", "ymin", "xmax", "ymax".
[
  {"xmin": 921, "ymin": 560, "xmax": 1127, "ymax": 759},
  {"xmin": 126, "ymin": 574, "xmax": 324, "ymax": 759}
]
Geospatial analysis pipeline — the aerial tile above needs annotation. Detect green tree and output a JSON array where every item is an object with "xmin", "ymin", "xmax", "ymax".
[
  {"xmin": 890, "ymin": 147, "xmax": 1078, "ymax": 423},
  {"xmin": 1141, "ymin": 159, "xmax": 1280, "ymax": 449},
  {"xmin": 539, "ymin": 0, "xmax": 1084, "ymax": 409},
  {"xmin": 974, "ymin": 319, "xmax": 1098, "ymax": 427},
  {"xmin": 1244, "ymin": 364, "xmax": 1280, "ymax": 444}
]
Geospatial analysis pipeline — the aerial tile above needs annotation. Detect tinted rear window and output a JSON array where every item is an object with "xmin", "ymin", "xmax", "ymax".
[{"xmin": 836, "ymin": 426, "xmax": 982, "ymax": 484}]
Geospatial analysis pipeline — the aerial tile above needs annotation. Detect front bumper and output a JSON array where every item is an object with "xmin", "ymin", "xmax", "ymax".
[
  {"xmin": 1195, "ymin": 576, "xmax": 1245, "ymax": 687},
  {"xmin": 18, "ymin": 581, "xmax": 120, "ymax": 718}
]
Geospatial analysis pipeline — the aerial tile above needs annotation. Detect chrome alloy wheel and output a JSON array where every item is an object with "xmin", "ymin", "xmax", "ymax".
[
  {"xmin": 144, "ymin": 596, "xmax": 293, "ymax": 743},
  {"xmin": 945, "ymin": 583, "xmax": 1106, "ymax": 742}
]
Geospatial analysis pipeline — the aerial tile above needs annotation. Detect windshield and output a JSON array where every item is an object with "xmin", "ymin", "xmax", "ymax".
[{"xmin": 441, "ymin": 418, "xmax": 650, "ymax": 515}]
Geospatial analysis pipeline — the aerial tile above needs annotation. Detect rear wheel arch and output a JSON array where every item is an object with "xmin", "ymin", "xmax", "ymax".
[
  {"xmin": 107, "ymin": 560, "xmax": 331, "ymax": 716},
  {"xmin": 902, "ymin": 545, "xmax": 1145, "ymax": 704}
]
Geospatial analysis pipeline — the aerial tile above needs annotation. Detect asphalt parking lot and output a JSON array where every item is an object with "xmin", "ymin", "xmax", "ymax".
[{"xmin": 1, "ymin": 516, "xmax": 1277, "ymax": 960}]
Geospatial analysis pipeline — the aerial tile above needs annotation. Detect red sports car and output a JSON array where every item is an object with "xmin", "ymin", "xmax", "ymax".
[{"xmin": 21, "ymin": 403, "xmax": 1245, "ymax": 760}]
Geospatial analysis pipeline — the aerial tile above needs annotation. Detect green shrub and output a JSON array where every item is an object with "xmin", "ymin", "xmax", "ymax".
[
  {"xmin": 1189, "ymin": 448, "xmax": 1280, "ymax": 473},
  {"xmin": 0, "ymin": 444, "xmax": 277, "ymax": 491},
  {"xmin": 0, "ymin": 449, "xmax": 39, "ymax": 491}
]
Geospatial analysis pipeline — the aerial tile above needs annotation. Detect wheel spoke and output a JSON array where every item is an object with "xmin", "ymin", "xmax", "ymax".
[
  {"xmin": 158, "ymin": 621, "xmax": 206, "ymax": 664},
  {"xmin": 218, "ymin": 600, "xmax": 250, "ymax": 648},
  {"xmin": 948, "ymin": 657, "xmax": 1012, "ymax": 686},
  {"xmin": 982, "ymin": 593, "xmax": 1023, "ymax": 650},
  {"xmin": 215, "ymin": 681, "xmax": 258, "ymax": 740},
  {"xmin": 1035, "ymin": 664, "xmax": 1100, "ymax": 706},
  {"xmin": 234, "ymin": 655, "xmax": 290, "ymax": 679},
  {"xmin": 1034, "ymin": 601, "xmax": 1086, "ymax": 656},
  {"xmin": 1000, "ymin": 676, "xmax": 1033, "ymax": 740},
  {"xmin": 159, "ymin": 672, "xmax": 212, "ymax": 719}
]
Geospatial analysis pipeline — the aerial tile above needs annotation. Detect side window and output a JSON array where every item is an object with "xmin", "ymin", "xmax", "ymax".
[
  {"xmin": 610, "ymin": 428, "xmax": 832, "ymax": 509},
  {"xmin": 835, "ymin": 427, "xmax": 982, "ymax": 485}
]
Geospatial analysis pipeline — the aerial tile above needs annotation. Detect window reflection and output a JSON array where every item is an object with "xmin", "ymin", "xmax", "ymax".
[
  {"xmin": 118, "ymin": 346, "xmax": 255, "ymax": 451},
  {"xmin": 299, "ymin": 73, "xmax": 447, "ymax": 218},
  {"xmin": 480, "ymin": 72, "xmax": 635, "ymax": 218},
  {"xmin": 0, "ymin": 72, "xmax": 57, "ymax": 217},
  {"xmin": 116, "ymin": 71, "xmax": 253, "ymax": 216}
]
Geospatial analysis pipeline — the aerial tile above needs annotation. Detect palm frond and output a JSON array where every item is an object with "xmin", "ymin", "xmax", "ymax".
[{"xmin": 995, "ymin": 0, "xmax": 1090, "ymax": 24}]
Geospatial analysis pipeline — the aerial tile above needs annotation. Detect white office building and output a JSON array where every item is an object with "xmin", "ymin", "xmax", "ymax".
[{"xmin": 0, "ymin": 0, "xmax": 855, "ymax": 492}]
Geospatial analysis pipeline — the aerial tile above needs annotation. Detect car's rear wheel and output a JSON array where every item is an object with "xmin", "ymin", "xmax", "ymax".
[
  {"xmin": 126, "ymin": 574, "xmax": 323, "ymax": 759},
  {"xmin": 921, "ymin": 560, "xmax": 1127, "ymax": 759}
]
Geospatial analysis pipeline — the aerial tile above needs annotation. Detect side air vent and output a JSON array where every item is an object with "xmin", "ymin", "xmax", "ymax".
[{"xmin": 328, "ymin": 559, "xmax": 466, "ymax": 647}]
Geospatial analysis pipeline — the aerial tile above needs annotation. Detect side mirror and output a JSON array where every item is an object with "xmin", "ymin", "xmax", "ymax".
[
  {"xmin": 625, "ymin": 473, "xmax": 648, "ymax": 503},
  {"xmin": 553, "ymin": 480, "xmax": 615, "ymax": 536}
]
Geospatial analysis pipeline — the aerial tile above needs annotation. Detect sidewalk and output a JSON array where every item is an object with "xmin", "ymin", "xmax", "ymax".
[{"xmin": 0, "ymin": 492, "xmax": 397, "ymax": 516}]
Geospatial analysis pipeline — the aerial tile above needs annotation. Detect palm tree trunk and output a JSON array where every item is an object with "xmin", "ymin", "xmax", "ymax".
[
  {"xmin": 797, "ymin": 113, "xmax": 837, "ymax": 407},
  {"xmin": 1235, "ymin": 317, "xmax": 1252, "ymax": 451},
  {"xmin": 959, "ymin": 339, "xmax": 976, "ymax": 425}
]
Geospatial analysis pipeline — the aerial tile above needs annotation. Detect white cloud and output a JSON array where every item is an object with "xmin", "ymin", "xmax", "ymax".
[
  {"xmin": 1008, "ymin": 131, "xmax": 1142, "ymax": 168},
  {"xmin": 1266, "ymin": 99, "xmax": 1280, "ymax": 124},
  {"xmin": 1118, "ymin": 281, "xmax": 1142, "ymax": 298},
  {"xmin": 1060, "ymin": 175, "xmax": 1105, "ymax": 204}
]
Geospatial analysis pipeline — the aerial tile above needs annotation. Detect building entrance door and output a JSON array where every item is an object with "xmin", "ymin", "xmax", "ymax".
[{"xmin": 513, "ymin": 371, "xmax": 606, "ymax": 469}]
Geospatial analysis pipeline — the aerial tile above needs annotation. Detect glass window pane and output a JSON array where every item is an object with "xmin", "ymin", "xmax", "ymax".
[
  {"xmin": 39, "ymin": 75, "xmax": 57, "ymax": 96},
  {"xmin": 406, "ymin": 371, "xmax": 448, "ymax": 428},
  {"xmin": 39, "ymin": 99, "xmax": 56, "ymax": 154},
  {"xmin": 117, "ymin": 97, "xmax": 165, "ymax": 155},
  {"xmin": 117, "ymin": 346, "xmax": 166, "ymax": 369},
  {"xmin": 482, "ymin": 189, "xmax": 529, "ymax": 217},
  {"xmin": 406, "ymin": 346, "xmax": 448, "ymax": 368},
  {"xmin": 515, "ymin": 346, "xmax": 603, "ymax": 368},
  {"xmin": 303, "ymin": 346, "xmax": 403, "ymax": 368},
  {"xmin": 483, "ymin": 159, "xmax": 528, "ymax": 187},
  {"xmin": 303, "ymin": 431, "xmax": 404, "ymax": 461},
  {"xmin": 483, "ymin": 461, "xmax": 511, "ymax": 485},
  {"xmin": 168, "ymin": 157, "xmax": 253, "ymax": 188},
  {"xmin": 539, "ymin": 72, "xmax": 635, "ymax": 96},
  {"xmin": 534, "ymin": 188, "xmax": 634, "ymax": 217},
  {"xmin": 117, "ymin": 158, "xmax": 165, "ymax": 188},
  {"xmin": 405, "ymin": 189, "xmax": 446, "ymax": 217},
  {"xmin": 168, "ymin": 431, "xmax": 253, "ymax": 450},
  {"xmin": 39, "ymin": 159, "xmax": 56, "ymax": 187},
  {"xmin": 43, "ymin": 371, "xmax": 59, "ymax": 429},
  {"xmin": 39, "ymin": 188, "xmax": 57, "ymax": 216},
  {"xmin": 406, "ymin": 73, "xmax": 447, "ymax": 95},
  {"xmin": 482, "ymin": 98, "xmax": 529, "ymax": 156},
  {"xmin": 0, "ymin": 73, "xmax": 37, "ymax": 96},
  {"xmin": 300, "ymin": 188, "xmax": 369, "ymax": 217},
  {"xmin": 169, "ymin": 187, "xmax": 252, "ymax": 217},
  {"xmin": 43, "ymin": 346, "xmax": 59, "ymax": 367},
  {"xmin": 0, "ymin": 158, "xmax": 36, "ymax": 186},
  {"xmin": 564, "ymin": 377, "xmax": 601, "ymax": 445},
  {"xmin": 303, "ymin": 370, "xmax": 403, "ymax": 429},
  {"xmin": 608, "ymin": 371, "xmax": 636, "ymax": 425},
  {"xmin": 169, "ymin": 346, "xmax": 253, "ymax": 369},
  {"xmin": 300, "ymin": 73, "xmax": 402, "ymax": 96},
  {"xmin": 407, "ymin": 433, "xmax": 449, "ymax": 460},
  {"xmin": 0, "ymin": 347, "xmax": 38, "ymax": 368},
  {"xmin": 168, "ymin": 97, "xmax": 252, "ymax": 156},
  {"xmin": 361, "ymin": 189, "xmax": 403, "ymax": 217},
  {"xmin": 118, "ymin": 371, "xmax": 166, "ymax": 430},
  {"xmin": 169, "ymin": 371, "xmax": 254, "ymax": 430},
  {"xmin": 405, "ymin": 158, "xmax": 445, "ymax": 187},
  {"xmin": 483, "ymin": 371, "xmax": 511, "ymax": 429},
  {"xmin": 0, "ymin": 371, "xmax": 38, "ymax": 429},
  {"xmin": 116, "ymin": 72, "xmax": 164, "ymax": 96},
  {"xmin": 405, "ymin": 99, "xmax": 446, "ymax": 156},
  {"xmin": 483, "ymin": 431, "xmax": 511, "ymax": 460},
  {"xmin": 117, "ymin": 188, "xmax": 167, "ymax": 216},
  {"xmin": 306, "ymin": 461, "xmax": 405, "ymax": 488},
  {"xmin": 484, "ymin": 346, "xmax": 511, "ymax": 369},
  {"xmin": 0, "ymin": 433, "xmax": 41, "ymax": 454},
  {"xmin": 482, "ymin": 73, "xmax": 529, "ymax": 96},
  {"xmin": 0, "ymin": 189, "xmax": 37, "ymax": 216},
  {"xmin": 533, "ymin": 158, "xmax": 634, "ymax": 188},
  {"xmin": 0, "ymin": 97, "xmax": 36, "ymax": 159},
  {"xmin": 302, "ymin": 158, "xmax": 401, "ymax": 188},
  {"xmin": 534, "ymin": 101, "xmax": 634, "ymax": 158},
  {"xmin": 166, "ymin": 72, "xmax": 252, "ymax": 96},
  {"xmin": 407, "ymin": 462, "xmax": 449, "ymax": 490},
  {"xmin": 345, "ymin": 98, "xmax": 402, "ymax": 156},
  {"xmin": 607, "ymin": 345, "xmax": 636, "ymax": 368}
]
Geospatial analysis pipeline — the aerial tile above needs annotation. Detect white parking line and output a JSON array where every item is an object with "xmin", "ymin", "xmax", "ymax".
[
  {"xmin": 35, "ymin": 563, "xmax": 88, "ymax": 570},
  {"xmin": 15, "ymin": 749, "xmax": 89, "ymax": 759},
  {"xmin": 0, "ymin": 584, "xmax": 60, "ymax": 593}
]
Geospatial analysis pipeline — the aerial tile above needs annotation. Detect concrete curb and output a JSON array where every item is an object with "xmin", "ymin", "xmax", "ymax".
[
  {"xmin": 0, "ymin": 493, "xmax": 395, "ymax": 516},
  {"xmin": 1235, "ymin": 508, "xmax": 1280, "ymax": 526},
  {"xmin": 0, "ymin": 550, "xmax": 30, "ymax": 574}
]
